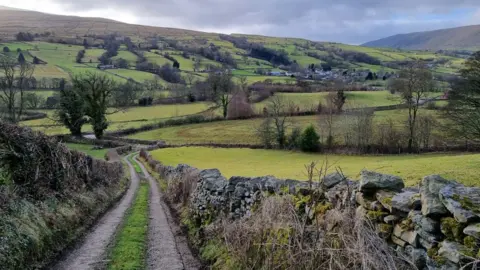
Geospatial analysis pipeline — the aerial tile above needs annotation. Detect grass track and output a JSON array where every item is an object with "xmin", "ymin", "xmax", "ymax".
[
  {"xmin": 151, "ymin": 147, "xmax": 480, "ymax": 186},
  {"xmin": 107, "ymin": 182, "xmax": 149, "ymax": 270}
]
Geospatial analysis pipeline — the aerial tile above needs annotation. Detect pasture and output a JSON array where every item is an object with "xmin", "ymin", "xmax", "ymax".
[
  {"xmin": 151, "ymin": 147, "xmax": 480, "ymax": 186},
  {"xmin": 127, "ymin": 108, "xmax": 440, "ymax": 145},
  {"xmin": 21, "ymin": 102, "xmax": 212, "ymax": 135},
  {"xmin": 66, "ymin": 143, "xmax": 108, "ymax": 159},
  {"xmin": 254, "ymin": 91, "xmax": 399, "ymax": 112}
]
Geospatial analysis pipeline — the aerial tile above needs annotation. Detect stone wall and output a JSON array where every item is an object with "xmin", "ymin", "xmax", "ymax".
[{"xmin": 140, "ymin": 149, "xmax": 480, "ymax": 270}]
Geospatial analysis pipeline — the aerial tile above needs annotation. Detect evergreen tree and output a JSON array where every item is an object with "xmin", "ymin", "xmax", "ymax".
[{"xmin": 300, "ymin": 125, "xmax": 320, "ymax": 152}]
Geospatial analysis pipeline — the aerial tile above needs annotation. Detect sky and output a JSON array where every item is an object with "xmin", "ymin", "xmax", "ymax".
[{"xmin": 1, "ymin": 0, "xmax": 480, "ymax": 44}]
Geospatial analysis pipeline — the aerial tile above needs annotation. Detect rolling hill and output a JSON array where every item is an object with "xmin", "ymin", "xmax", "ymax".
[
  {"xmin": 0, "ymin": 7, "xmax": 210, "ymax": 41},
  {"xmin": 363, "ymin": 24, "xmax": 480, "ymax": 51},
  {"xmin": 0, "ymin": 5, "xmax": 467, "ymax": 86}
]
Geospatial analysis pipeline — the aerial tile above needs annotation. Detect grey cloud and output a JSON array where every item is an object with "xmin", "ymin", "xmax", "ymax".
[{"xmin": 53, "ymin": 0, "xmax": 480, "ymax": 44}]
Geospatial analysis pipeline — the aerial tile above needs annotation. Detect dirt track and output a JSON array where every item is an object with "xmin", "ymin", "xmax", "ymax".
[
  {"xmin": 136, "ymin": 156, "xmax": 201, "ymax": 270},
  {"xmin": 51, "ymin": 154, "xmax": 200, "ymax": 270},
  {"xmin": 52, "ymin": 155, "xmax": 140, "ymax": 270}
]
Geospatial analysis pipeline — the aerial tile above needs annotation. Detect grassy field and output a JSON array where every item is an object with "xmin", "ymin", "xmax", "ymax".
[
  {"xmin": 112, "ymin": 50, "xmax": 138, "ymax": 65},
  {"xmin": 127, "ymin": 108, "xmax": 437, "ymax": 145},
  {"xmin": 151, "ymin": 147, "xmax": 480, "ymax": 186},
  {"xmin": 107, "ymin": 182, "xmax": 148, "ymax": 270},
  {"xmin": 21, "ymin": 102, "xmax": 212, "ymax": 135},
  {"xmin": 254, "ymin": 91, "xmax": 399, "ymax": 112},
  {"xmin": 65, "ymin": 143, "xmax": 108, "ymax": 159}
]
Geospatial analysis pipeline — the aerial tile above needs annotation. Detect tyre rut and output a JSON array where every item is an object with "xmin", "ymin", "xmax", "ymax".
[
  {"xmin": 52, "ymin": 155, "xmax": 140, "ymax": 270},
  {"xmin": 135, "ymin": 156, "xmax": 201, "ymax": 270}
]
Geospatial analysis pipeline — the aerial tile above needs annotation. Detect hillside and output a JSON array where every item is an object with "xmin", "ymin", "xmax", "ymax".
[
  {"xmin": 0, "ymin": 8, "xmax": 209, "ymax": 41},
  {"xmin": 363, "ymin": 24, "xmax": 480, "ymax": 50},
  {"xmin": 0, "ymin": 6, "xmax": 467, "ymax": 88}
]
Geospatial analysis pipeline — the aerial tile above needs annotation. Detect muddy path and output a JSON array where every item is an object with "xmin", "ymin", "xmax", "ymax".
[
  {"xmin": 51, "ymin": 155, "xmax": 140, "ymax": 270},
  {"xmin": 135, "ymin": 156, "xmax": 201, "ymax": 270}
]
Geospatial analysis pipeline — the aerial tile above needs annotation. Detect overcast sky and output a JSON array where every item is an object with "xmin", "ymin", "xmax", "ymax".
[{"xmin": 1, "ymin": 0, "xmax": 480, "ymax": 44}]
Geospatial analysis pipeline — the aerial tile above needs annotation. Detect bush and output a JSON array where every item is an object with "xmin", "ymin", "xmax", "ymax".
[
  {"xmin": 300, "ymin": 125, "xmax": 320, "ymax": 152},
  {"xmin": 226, "ymin": 92, "xmax": 254, "ymax": 120},
  {"xmin": 287, "ymin": 127, "xmax": 302, "ymax": 149}
]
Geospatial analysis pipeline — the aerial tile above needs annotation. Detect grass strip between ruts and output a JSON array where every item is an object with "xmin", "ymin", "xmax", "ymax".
[{"xmin": 107, "ymin": 182, "xmax": 149, "ymax": 270}]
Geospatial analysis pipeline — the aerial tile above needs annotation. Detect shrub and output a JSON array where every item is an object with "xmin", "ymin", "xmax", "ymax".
[
  {"xmin": 287, "ymin": 127, "xmax": 302, "ymax": 149},
  {"xmin": 226, "ymin": 92, "xmax": 254, "ymax": 120},
  {"xmin": 300, "ymin": 125, "xmax": 320, "ymax": 152}
]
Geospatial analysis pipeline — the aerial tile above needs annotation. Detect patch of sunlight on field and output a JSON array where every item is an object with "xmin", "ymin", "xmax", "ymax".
[{"xmin": 151, "ymin": 147, "xmax": 480, "ymax": 186}]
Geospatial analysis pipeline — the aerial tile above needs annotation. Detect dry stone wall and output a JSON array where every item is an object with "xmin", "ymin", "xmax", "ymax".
[{"xmin": 140, "ymin": 149, "xmax": 480, "ymax": 270}]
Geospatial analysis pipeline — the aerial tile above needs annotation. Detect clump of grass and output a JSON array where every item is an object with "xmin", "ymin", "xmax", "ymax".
[{"xmin": 107, "ymin": 182, "xmax": 149, "ymax": 270}]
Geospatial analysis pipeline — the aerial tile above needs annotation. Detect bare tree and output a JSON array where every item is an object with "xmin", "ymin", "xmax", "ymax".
[
  {"xmin": 0, "ymin": 58, "xmax": 35, "ymax": 122},
  {"xmin": 388, "ymin": 61, "xmax": 434, "ymax": 152},
  {"xmin": 184, "ymin": 72, "xmax": 196, "ymax": 86},
  {"xmin": 266, "ymin": 95, "xmax": 293, "ymax": 148},
  {"xmin": 207, "ymin": 71, "xmax": 236, "ymax": 118},
  {"xmin": 24, "ymin": 92, "xmax": 44, "ymax": 109}
]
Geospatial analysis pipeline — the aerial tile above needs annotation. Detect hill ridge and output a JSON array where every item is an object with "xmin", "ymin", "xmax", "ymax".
[{"xmin": 363, "ymin": 24, "xmax": 480, "ymax": 50}]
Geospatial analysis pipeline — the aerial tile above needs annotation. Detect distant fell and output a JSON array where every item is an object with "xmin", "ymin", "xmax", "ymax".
[{"xmin": 363, "ymin": 25, "xmax": 480, "ymax": 51}]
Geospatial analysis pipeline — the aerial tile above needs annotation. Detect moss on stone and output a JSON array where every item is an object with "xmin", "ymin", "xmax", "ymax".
[
  {"xmin": 378, "ymin": 223, "xmax": 393, "ymax": 233},
  {"xmin": 441, "ymin": 217, "xmax": 465, "ymax": 241},
  {"xmin": 427, "ymin": 247, "xmax": 439, "ymax": 258},
  {"xmin": 464, "ymin": 236, "xmax": 478, "ymax": 249},
  {"xmin": 452, "ymin": 194, "xmax": 480, "ymax": 214},
  {"xmin": 399, "ymin": 218, "xmax": 415, "ymax": 231},
  {"xmin": 381, "ymin": 197, "xmax": 392, "ymax": 206},
  {"xmin": 427, "ymin": 247, "xmax": 447, "ymax": 266},
  {"xmin": 366, "ymin": 210, "xmax": 388, "ymax": 221}
]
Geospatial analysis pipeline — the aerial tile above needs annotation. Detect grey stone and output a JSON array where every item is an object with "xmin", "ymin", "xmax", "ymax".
[
  {"xmin": 355, "ymin": 192, "xmax": 375, "ymax": 210},
  {"xmin": 393, "ymin": 224, "xmax": 419, "ymax": 247},
  {"xmin": 405, "ymin": 245, "xmax": 427, "ymax": 270},
  {"xmin": 463, "ymin": 223, "xmax": 480, "ymax": 239},
  {"xmin": 419, "ymin": 237, "xmax": 436, "ymax": 249},
  {"xmin": 426, "ymin": 257, "xmax": 459, "ymax": 270},
  {"xmin": 376, "ymin": 190, "xmax": 395, "ymax": 212},
  {"xmin": 384, "ymin": 215, "xmax": 400, "ymax": 223},
  {"xmin": 421, "ymin": 175, "xmax": 452, "ymax": 217},
  {"xmin": 359, "ymin": 170, "xmax": 404, "ymax": 192},
  {"xmin": 391, "ymin": 191, "xmax": 421, "ymax": 213},
  {"xmin": 323, "ymin": 172, "xmax": 346, "ymax": 188},
  {"xmin": 421, "ymin": 217, "xmax": 441, "ymax": 234},
  {"xmin": 391, "ymin": 235, "xmax": 407, "ymax": 247},
  {"xmin": 438, "ymin": 241, "xmax": 468, "ymax": 264},
  {"xmin": 439, "ymin": 185, "xmax": 480, "ymax": 223},
  {"xmin": 416, "ymin": 226, "xmax": 443, "ymax": 243},
  {"xmin": 370, "ymin": 201, "xmax": 386, "ymax": 211}
]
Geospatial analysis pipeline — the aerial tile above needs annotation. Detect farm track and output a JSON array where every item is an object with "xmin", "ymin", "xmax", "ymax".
[
  {"xmin": 51, "ymin": 155, "xmax": 140, "ymax": 270},
  {"xmin": 136, "ymin": 155, "xmax": 201, "ymax": 270},
  {"xmin": 51, "ymin": 153, "xmax": 200, "ymax": 270}
]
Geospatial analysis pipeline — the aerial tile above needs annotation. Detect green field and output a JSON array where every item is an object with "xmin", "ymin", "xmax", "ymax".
[
  {"xmin": 151, "ymin": 147, "xmax": 480, "ymax": 186},
  {"xmin": 21, "ymin": 102, "xmax": 212, "ymax": 135},
  {"xmin": 112, "ymin": 50, "xmax": 138, "ymax": 66},
  {"xmin": 127, "ymin": 107, "xmax": 439, "ymax": 145},
  {"xmin": 65, "ymin": 143, "xmax": 108, "ymax": 159},
  {"xmin": 254, "ymin": 91, "xmax": 399, "ymax": 112}
]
